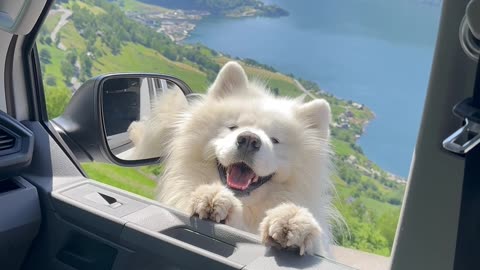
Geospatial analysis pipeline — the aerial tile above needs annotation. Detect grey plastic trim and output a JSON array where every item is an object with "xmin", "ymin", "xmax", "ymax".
[
  {"xmin": 121, "ymin": 223, "xmax": 244, "ymax": 270},
  {"xmin": 0, "ymin": 176, "xmax": 41, "ymax": 270},
  {"xmin": 51, "ymin": 180, "xmax": 355, "ymax": 270},
  {"xmin": 22, "ymin": 207, "xmax": 135, "ymax": 270},
  {"xmin": 0, "ymin": 110, "xmax": 34, "ymax": 177},
  {"xmin": 0, "ymin": 0, "xmax": 47, "ymax": 35},
  {"xmin": 0, "ymin": 1, "xmax": 29, "ymax": 33},
  {"xmin": 0, "ymin": 176, "xmax": 40, "ymax": 233},
  {"xmin": 244, "ymin": 249, "xmax": 351, "ymax": 270},
  {"xmin": 61, "ymin": 183, "xmax": 148, "ymax": 218},
  {"xmin": 21, "ymin": 122, "xmax": 86, "ymax": 211}
]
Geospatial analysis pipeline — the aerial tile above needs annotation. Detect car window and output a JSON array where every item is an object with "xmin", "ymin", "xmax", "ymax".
[{"xmin": 38, "ymin": 0, "xmax": 442, "ymax": 260}]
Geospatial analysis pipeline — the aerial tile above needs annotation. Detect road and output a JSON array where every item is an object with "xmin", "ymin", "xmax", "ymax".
[
  {"xmin": 49, "ymin": 8, "xmax": 72, "ymax": 51},
  {"xmin": 294, "ymin": 79, "xmax": 317, "ymax": 99},
  {"xmin": 49, "ymin": 8, "xmax": 82, "ymax": 91},
  {"xmin": 70, "ymin": 59, "xmax": 82, "ymax": 90}
]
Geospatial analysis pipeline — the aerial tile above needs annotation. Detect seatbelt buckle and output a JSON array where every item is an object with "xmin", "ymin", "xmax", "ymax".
[{"xmin": 443, "ymin": 98, "xmax": 480, "ymax": 154}]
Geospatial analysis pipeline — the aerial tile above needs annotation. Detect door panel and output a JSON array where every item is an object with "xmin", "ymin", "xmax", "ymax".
[
  {"xmin": 20, "ymin": 122, "xmax": 355, "ymax": 270},
  {"xmin": 0, "ymin": 177, "xmax": 40, "ymax": 270}
]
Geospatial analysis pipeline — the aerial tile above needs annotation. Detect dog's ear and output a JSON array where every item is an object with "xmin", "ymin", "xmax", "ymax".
[
  {"xmin": 297, "ymin": 99, "xmax": 331, "ymax": 138},
  {"xmin": 208, "ymin": 61, "xmax": 249, "ymax": 99}
]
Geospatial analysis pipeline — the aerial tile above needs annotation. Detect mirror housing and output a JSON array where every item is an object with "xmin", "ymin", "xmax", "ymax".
[{"xmin": 51, "ymin": 73, "xmax": 193, "ymax": 166}]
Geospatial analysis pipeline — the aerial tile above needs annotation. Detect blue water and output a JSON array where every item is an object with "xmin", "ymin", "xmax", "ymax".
[{"xmin": 185, "ymin": 0, "xmax": 442, "ymax": 177}]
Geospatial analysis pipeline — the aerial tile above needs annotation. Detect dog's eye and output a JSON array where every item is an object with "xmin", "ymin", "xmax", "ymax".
[
  {"xmin": 270, "ymin": 137, "xmax": 280, "ymax": 144},
  {"xmin": 228, "ymin": 125, "xmax": 238, "ymax": 131}
]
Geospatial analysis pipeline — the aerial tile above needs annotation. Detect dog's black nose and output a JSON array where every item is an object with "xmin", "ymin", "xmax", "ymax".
[{"xmin": 237, "ymin": 131, "xmax": 261, "ymax": 152}]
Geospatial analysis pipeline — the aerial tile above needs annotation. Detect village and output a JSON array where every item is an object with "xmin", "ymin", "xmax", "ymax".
[
  {"xmin": 127, "ymin": 9, "xmax": 209, "ymax": 42},
  {"xmin": 332, "ymin": 102, "xmax": 365, "ymax": 131}
]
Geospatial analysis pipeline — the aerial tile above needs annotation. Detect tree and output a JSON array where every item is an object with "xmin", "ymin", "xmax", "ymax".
[
  {"xmin": 45, "ymin": 87, "xmax": 71, "ymax": 119},
  {"xmin": 55, "ymin": 34, "xmax": 61, "ymax": 46},
  {"xmin": 272, "ymin": 88, "xmax": 279, "ymax": 96},
  {"xmin": 81, "ymin": 55, "xmax": 93, "ymax": 78},
  {"xmin": 66, "ymin": 50, "xmax": 78, "ymax": 65},
  {"xmin": 61, "ymin": 60, "xmax": 75, "ymax": 82},
  {"xmin": 163, "ymin": 47, "xmax": 177, "ymax": 61},
  {"xmin": 46, "ymin": 76, "xmax": 56, "ymax": 86},
  {"xmin": 377, "ymin": 210, "xmax": 400, "ymax": 250},
  {"xmin": 39, "ymin": 49, "xmax": 51, "ymax": 64},
  {"xmin": 45, "ymin": 36, "xmax": 52, "ymax": 45},
  {"xmin": 109, "ymin": 37, "xmax": 121, "ymax": 55}
]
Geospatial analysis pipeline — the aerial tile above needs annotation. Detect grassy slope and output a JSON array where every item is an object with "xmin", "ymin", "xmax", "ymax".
[
  {"xmin": 37, "ymin": 30, "xmax": 71, "ymax": 118},
  {"xmin": 43, "ymin": 13, "xmax": 62, "ymax": 32},
  {"xmin": 66, "ymin": 1, "xmax": 107, "ymax": 14},
  {"xmin": 60, "ymin": 22, "xmax": 87, "ymax": 51},
  {"xmin": 122, "ymin": 0, "xmax": 170, "ymax": 13},
  {"xmin": 93, "ymin": 43, "xmax": 208, "ymax": 90},
  {"xmin": 40, "ymin": 0, "xmax": 404, "ymax": 256},
  {"xmin": 216, "ymin": 56, "xmax": 302, "ymax": 97},
  {"xmin": 82, "ymin": 163, "xmax": 156, "ymax": 198}
]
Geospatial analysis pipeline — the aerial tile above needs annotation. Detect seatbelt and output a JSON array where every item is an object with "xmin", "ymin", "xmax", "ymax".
[{"xmin": 442, "ymin": 22, "xmax": 480, "ymax": 270}]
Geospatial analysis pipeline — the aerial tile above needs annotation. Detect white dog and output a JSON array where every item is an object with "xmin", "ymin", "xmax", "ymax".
[{"xmin": 129, "ymin": 62, "xmax": 337, "ymax": 256}]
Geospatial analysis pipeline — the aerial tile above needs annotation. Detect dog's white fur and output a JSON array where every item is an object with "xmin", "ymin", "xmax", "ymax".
[{"xmin": 129, "ymin": 62, "xmax": 336, "ymax": 256}]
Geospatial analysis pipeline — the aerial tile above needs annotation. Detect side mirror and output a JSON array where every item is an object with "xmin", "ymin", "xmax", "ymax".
[{"xmin": 52, "ymin": 73, "xmax": 194, "ymax": 166}]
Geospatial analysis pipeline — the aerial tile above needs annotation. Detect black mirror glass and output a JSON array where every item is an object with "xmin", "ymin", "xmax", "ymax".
[{"xmin": 101, "ymin": 76, "xmax": 188, "ymax": 161}]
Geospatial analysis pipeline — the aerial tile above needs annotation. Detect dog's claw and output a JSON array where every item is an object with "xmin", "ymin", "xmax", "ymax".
[
  {"xmin": 190, "ymin": 184, "xmax": 240, "ymax": 224},
  {"xmin": 300, "ymin": 245, "xmax": 305, "ymax": 256},
  {"xmin": 259, "ymin": 203, "xmax": 322, "ymax": 256}
]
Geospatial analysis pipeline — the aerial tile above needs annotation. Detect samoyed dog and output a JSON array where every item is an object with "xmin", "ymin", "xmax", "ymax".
[{"xmin": 129, "ymin": 61, "xmax": 337, "ymax": 256}]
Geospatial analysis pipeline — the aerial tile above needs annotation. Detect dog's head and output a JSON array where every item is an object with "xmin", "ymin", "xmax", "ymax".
[{"xmin": 184, "ymin": 62, "xmax": 331, "ymax": 196}]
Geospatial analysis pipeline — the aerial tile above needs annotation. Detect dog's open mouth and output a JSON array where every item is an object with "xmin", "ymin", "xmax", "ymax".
[
  {"xmin": 226, "ymin": 163, "xmax": 258, "ymax": 190},
  {"xmin": 217, "ymin": 161, "xmax": 274, "ymax": 196}
]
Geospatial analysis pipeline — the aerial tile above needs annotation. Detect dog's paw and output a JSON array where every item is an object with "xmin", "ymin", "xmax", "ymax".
[
  {"xmin": 190, "ymin": 184, "xmax": 241, "ymax": 223},
  {"xmin": 259, "ymin": 203, "xmax": 321, "ymax": 256}
]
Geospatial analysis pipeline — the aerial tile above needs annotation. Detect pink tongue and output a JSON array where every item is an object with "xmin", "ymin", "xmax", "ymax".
[{"xmin": 227, "ymin": 164, "xmax": 256, "ymax": 190}]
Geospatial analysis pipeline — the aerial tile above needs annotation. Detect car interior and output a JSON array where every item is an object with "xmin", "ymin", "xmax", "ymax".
[{"xmin": 0, "ymin": 0, "xmax": 479, "ymax": 269}]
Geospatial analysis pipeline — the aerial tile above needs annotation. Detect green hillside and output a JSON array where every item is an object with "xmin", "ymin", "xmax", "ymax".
[{"xmin": 39, "ymin": 0, "xmax": 405, "ymax": 256}]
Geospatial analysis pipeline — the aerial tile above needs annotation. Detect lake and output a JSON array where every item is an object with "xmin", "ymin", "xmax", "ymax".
[{"xmin": 185, "ymin": 0, "xmax": 442, "ymax": 177}]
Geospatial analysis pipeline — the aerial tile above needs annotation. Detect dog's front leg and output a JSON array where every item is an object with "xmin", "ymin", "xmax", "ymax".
[
  {"xmin": 259, "ymin": 203, "xmax": 323, "ymax": 256},
  {"xmin": 190, "ymin": 183, "xmax": 243, "ymax": 225}
]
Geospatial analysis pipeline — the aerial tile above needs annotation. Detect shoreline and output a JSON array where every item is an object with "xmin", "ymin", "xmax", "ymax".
[
  {"xmin": 127, "ymin": 6, "xmax": 287, "ymax": 43},
  {"xmin": 354, "ymin": 113, "xmax": 406, "ymax": 183},
  {"xmin": 127, "ymin": 9, "xmax": 207, "ymax": 42},
  {"xmin": 294, "ymin": 79, "xmax": 406, "ymax": 183}
]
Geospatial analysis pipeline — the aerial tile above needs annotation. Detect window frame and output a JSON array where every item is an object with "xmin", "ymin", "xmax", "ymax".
[{"xmin": 21, "ymin": 0, "xmax": 87, "ymax": 176}]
